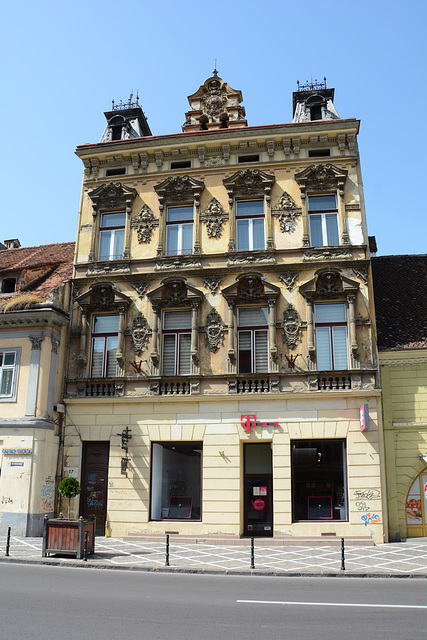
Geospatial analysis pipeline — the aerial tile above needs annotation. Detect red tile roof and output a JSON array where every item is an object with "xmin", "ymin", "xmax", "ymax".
[
  {"xmin": 372, "ymin": 254, "xmax": 427, "ymax": 350},
  {"xmin": 0, "ymin": 241, "xmax": 75, "ymax": 302}
]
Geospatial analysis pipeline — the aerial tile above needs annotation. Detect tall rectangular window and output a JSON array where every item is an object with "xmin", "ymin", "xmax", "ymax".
[
  {"xmin": 238, "ymin": 307, "xmax": 268, "ymax": 374},
  {"xmin": 91, "ymin": 315, "xmax": 119, "ymax": 377},
  {"xmin": 315, "ymin": 303, "xmax": 348, "ymax": 371},
  {"xmin": 292, "ymin": 439, "xmax": 347, "ymax": 521},
  {"xmin": 236, "ymin": 200, "xmax": 265, "ymax": 251},
  {"xmin": 308, "ymin": 195, "xmax": 339, "ymax": 247},
  {"xmin": 166, "ymin": 206, "xmax": 193, "ymax": 255},
  {"xmin": 98, "ymin": 212, "xmax": 125, "ymax": 260},
  {"xmin": 150, "ymin": 442, "xmax": 202, "ymax": 520},
  {"xmin": 162, "ymin": 310, "xmax": 192, "ymax": 376},
  {"xmin": 0, "ymin": 351, "xmax": 17, "ymax": 397}
]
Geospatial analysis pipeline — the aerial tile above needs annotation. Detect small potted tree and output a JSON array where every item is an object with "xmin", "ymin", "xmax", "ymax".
[{"xmin": 42, "ymin": 477, "xmax": 95, "ymax": 559}]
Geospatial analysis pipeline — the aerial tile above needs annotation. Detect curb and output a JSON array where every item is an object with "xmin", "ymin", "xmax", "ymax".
[{"xmin": 1, "ymin": 556, "xmax": 426, "ymax": 579}]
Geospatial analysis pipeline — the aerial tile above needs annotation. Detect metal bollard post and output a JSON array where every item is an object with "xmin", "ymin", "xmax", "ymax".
[
  {"xmin": 165, "ymin": 534, "xmax": 170, "ymax": 566},
  {"xmin": 5, "ymin": 527, "xmax": 11, "ymax": 557},
  {"xmin": 250, "ymin": 537, "xmax": 255, "ymax": 569},
  {"xmin": 83, "ymin": 531, "xmax": 89, "ymax": 562},
  {"xmin": 341, "ymin": 537, "xmax": 345, "ymax": 571}
]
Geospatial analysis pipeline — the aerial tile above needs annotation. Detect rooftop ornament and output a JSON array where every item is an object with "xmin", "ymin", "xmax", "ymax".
[
  {"xmin": 111, "ymin": 91, "xmax": 140, "ymax": 111},
  {"xmin": 296, "ymin": 77, "xmax": 327, "ymax": 92}
]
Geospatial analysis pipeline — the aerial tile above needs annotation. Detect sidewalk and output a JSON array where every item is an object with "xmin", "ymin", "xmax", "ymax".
[{"xmin": 1, "ymin": 534, "xmax": 427, "ymax": 577}]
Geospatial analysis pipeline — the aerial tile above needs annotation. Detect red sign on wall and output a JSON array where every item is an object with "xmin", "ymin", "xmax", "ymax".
[
  {"xmin": 241, "ymin": 415, "xmax": 279, "ymax": 433},
  {"xmin": 360, "ymin": 404, "xmax": 370, "ymax": 431}
]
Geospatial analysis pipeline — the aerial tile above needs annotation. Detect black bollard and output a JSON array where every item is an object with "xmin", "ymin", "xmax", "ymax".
[
  {"xmin": 83, "ymin": 531, "xmax": 89, "ymax": 562},
  {"xmin": 341, "ymin": 537, "xmax": 345, "ymax": 571},
  {"xmin": 165, "ymin": 534, "xmax": 170, "ymax": 566},
  {"xmin": 250, "ymin": 537, "xmax": 255, "ymax": 569},
  {"xmin": 5, "ymin": 527, "xmax": 11, "ymax": 557}
]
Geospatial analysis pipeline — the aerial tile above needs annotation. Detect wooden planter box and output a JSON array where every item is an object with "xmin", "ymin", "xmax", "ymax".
[{"xmin": 42, "ymin": 516, "xmax": 95, "ymax": 559}]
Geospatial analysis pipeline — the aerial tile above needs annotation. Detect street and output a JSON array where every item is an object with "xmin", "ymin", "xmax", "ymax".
[{"xmin": 0, "ymin": 564, "xmax": 425, "ymax": 639}]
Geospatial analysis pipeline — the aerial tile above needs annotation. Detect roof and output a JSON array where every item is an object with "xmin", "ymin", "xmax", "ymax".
[
  {"xmin": 0, "ymin": 241, "xmax": 75, "ymax": 302},
  {"xmin": 372, "ymin": 254, "xmax": 427, "ymax": 350}
]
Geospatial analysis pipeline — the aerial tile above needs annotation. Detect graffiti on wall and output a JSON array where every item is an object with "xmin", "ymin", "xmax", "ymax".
[
  {"xmin": 353, "ymin": 489, "xmax": 381, "ymax": 500},
  {"xmin": 41, "ymin": 475, "xmax": 55, "ymax": 512},
  {"xmin": 361, "ymin": 513, "xmax": 381, "ymax": 526}
]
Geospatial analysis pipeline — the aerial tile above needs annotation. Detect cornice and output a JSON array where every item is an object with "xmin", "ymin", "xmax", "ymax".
[
  {"xmin": 0, "ymin": 306, "xmax": 70, "ymax": 328},
  {"xmin": 379, "ymin": 349, "xmax": 427, "ymax": 367}
]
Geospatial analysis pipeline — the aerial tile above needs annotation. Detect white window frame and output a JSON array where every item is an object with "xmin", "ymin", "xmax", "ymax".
[
  {"xmin": 237, "ymin": 307, "xmax": 269, "ymax": 374},
  {"xmin": 0, "ymin": 347, "xmax": 20, "ymax": 402},
  {"xmin": 308, "ymin": 195, "xmax": 339, "ymax": 247},
  {"xmin": 165, "ymin": 206, "xmax": 194, "ymax": 256},
  {"xmin": 315, "ymin": 303, "xmax": 349, "ymax": 371},
  {"xmin": 236, "ymin": 200, "xmax": 265, "ymax": 252},
  {"xmin": 90, "ymin": 315, "xmax": 119, "ymax": 378},
  {"xmin": 162, "ymin": 310, "xmax": 192, "ymax": 376},
  {"xmin": 98, "ymin": 212, "xmax": 126, "ymax": 261}
]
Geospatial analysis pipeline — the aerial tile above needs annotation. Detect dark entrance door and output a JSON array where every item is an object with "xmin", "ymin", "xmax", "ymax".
[
  {"xmin": 81, "ymin": 441, "xmax": 110, "ymax": 535},
  {"xmin": 244, "ymin": 443, "xmax": 273, "ymax": 537}
]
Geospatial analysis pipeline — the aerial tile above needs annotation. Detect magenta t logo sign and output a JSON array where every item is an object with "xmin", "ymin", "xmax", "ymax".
[{"xmin": 241, "ymin": 415, "xmax": 256, "ymax": 433}]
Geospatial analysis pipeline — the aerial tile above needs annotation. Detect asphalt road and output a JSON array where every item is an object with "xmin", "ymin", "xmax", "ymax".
[{"xmin": 0, "ymin": 564, "xmax": 426, "ymax": 639}]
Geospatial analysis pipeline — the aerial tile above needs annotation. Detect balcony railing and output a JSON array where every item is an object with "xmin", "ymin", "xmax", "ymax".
[{"xmin": 317, "ymin": 375, "xmax": 351, "ymax": 391}]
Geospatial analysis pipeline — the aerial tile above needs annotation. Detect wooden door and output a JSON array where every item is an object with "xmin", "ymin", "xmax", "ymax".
[{"xmin": 81, "ymin": 442, "xmax": 110, "ymax": 536}]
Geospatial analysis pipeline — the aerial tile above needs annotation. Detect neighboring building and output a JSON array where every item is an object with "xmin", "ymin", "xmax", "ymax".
[
  {"xmin": 373, "ymin": 254, "xmax": 427, "ymax": 540},
  {"xmin": 64, "ymin": 75, "xmax": 387, "ymax": 542},
  {"xmin": 0, "ymin": 240, "xmax": 74, "ymax": 535}
]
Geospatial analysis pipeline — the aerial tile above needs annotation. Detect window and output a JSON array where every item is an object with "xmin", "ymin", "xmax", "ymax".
[
  {"xmin": 238, "ymin": 154, "xmax": 260, "ymax": 163},
  {"xmin": 150, "ymin": 442, "xmax": 202, "ymax": 520},
  {"xmin": 91, "ymin": 315, "xmax": 119, "ymax": 377},
  {"xmin": 165, "ymin": 206, "xmax": 193, "ymax": 255},
  {"xmin": 98, "ymin": 212, "xmax": 125, "ymax": 260},
  {"xmin": 170, "ymin": 160, "xmax": 192, "ymax": 170},
  {"xmin": 308, "ymin": 149, "xmax": 331, "ymax": 158},
  {"xmin": 308, "ymin": 195, "xmax": 339, "ymax": 247},
  {"xmin": 105, "ymin": 167, "xmax": 126, "ymax": 177},
  {"xmin": 236, "ymin": 200, "xmax": 265, "ymax": 251},
  {"xmin": 238, "ymin": 307, "xmax": 268, "ymax": 374},
  {"xmin": 162, "ymin": 310, "xmax": 192, "ymax": 376},
  {"xmin": 1, "ymin": 278, "xmax": 17, "ymax": 293},
  {"xmin": 315, "ymin": 303, "xmax": 348, "ymax": 370},
  {"xmin": 0, "ymin": 350, "xmax": 17, "ymax": 397},
  {"xmin": 292, "ymin": 439, "xmax": 347, "ymax": 521}
]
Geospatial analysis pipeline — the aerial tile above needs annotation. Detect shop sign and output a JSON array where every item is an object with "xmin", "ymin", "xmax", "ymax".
[
  {"xmin": 2, "ymin": 448, "xmax": 32, "ymax": 455},
  {"xmin": 10, "ymin": 461, "xmax": 24, "ymax": 467},
  {"xmin": 359, "ymin": 404, "xmax": 370, "ymax": 431},
  {"xmin": 241, "ymin": 415, "xmax": 279, "ymax": 433}
]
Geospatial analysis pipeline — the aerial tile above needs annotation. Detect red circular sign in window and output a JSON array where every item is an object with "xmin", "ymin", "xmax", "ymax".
[{"xmin": 253, "ymin": 499, "xmax": 265, "ymax": 511}]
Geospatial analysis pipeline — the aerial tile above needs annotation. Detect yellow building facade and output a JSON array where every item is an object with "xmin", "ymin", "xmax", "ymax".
[
  {"xmin": 373, "ymin": 254, "xmax": 427, "ymax": 540},
  {"xmin": 64, "ymin": 76, "xmax": 387, "ymax": 543}
]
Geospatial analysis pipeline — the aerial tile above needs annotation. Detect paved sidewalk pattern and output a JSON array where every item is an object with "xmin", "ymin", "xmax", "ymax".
[{"xmin": 1, "ymin": 535, "xmax": 427, "ymax": 576}]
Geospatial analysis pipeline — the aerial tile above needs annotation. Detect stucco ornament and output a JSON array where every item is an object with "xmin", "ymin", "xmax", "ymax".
[
  {"xmin": 204, "ymin": 309, "xmax": 224, "ymax": 352},
  {"xmin": 201, "ymin": 79, "xmax": 228, "ymax": 119},
  {"xmin": 131, "ymin": 204, "xmax": 159, "ymax": 244},
  {"xmin": 272, "ymin": 192, "xmax": 302, "ymax": 233},
  {"xmin": 202, "ymin": 276, "xmax": 224, "ymax": 295},
  {"xmin": 277, "ymin": 272, "xmax": 300, "ymax": 291},
  {"xmin": 282, "ymin": 304, "xmax": 302, "ymax": 350},
  {"xmin": 201, "ymin": 198, "xmax": 227, "ymax": 238},
  {"xmin": 130, "ymin": 313, "xmax": 151, "ymax": 355}
]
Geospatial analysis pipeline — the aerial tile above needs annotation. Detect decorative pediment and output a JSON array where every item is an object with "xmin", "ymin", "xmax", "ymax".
[
  {"xmin": 295, "ymin": 163, "xmax": 347, "ymax": 196},
  {"xmin": 147, "ymin": 277, "xmax": 203, "ymax": 308},
  {"xmin": 131, "ymin": 204, "xmax": 159, "ymax": 244},
  {"xmin": 88, "ymin": 182, "xmax": 137, "ymax": 214},
  {"xmin": 222, "ymin": 273, "xmax": 280, "ymax": 302},
  {"xmin": 223, "ymin": 169, "xmax": 275, "ymax": 202},
  {"xmin": 76, "ymin": 281, "xmax": 131, "ymax": 309},
  {"xmin": 272, "ymin": 191, "xmax": 302, "ymax": 233},
  {"xmin": 154, "ymin": 175, "xmax": 204, "ymax": 211},
  {"xmin": 299, "ymin": 268, "xmax": 359, "ymax": 299}
]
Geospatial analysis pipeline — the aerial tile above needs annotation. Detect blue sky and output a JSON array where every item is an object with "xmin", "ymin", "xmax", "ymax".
[{"xmin": 1, "ymin": 0, "xmax": 425, "ymax": 256}]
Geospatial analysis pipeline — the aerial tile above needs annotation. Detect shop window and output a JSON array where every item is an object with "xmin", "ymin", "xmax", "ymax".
[
  {"xmin": 236, "ymin": 200, "xmax": 265, "ymax": 251},
  {"xmin": 162, "ymin": 310, "xmax": 192, "ymax": 376},
  {"xmin": 315, "ymin": 303, "xmax": 348, "ymax": 370},
  {"xmin": 292, "ymin": 439, "xmax": 347, "ymax": 521},
  {"xmin": 237, "ymin": 307, "xmax": 268, "ymax": 374},
  {"xmin": 91, "ymin": 315, "xmax": 119, "ymax": 377},
  {"xmin": 0, "ymin": 350, "xmax": 17, "ymax": 398},
  {"xmin": 98, "ymin": 212, "xmax": 125, "ymax": 260},
  {"xmin": 308, "ymin": 195, "xmax": 339, "ymax": 247},
  {"xmin": 165, "ymin": 206, "xmax": 193, "ymax": 255},
  {"xmin": 150, "ymin": 442, "xmax": 202, "ymax": 520}
]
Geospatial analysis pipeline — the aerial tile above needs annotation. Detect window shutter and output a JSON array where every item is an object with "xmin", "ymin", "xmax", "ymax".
[
  {"xmin": 238, "ymin": 307, "xmax": 268, "ymax": 327},
  {"xmin": 254, "ymin": 330, "xmax": 268, "ymax": 373},
  {"xmin": 315, "ymin": 304, "xmax": 346, "ymax": 323},
  {"xmin": 106, "ymin": 336, "xmax": 118, "ymax": 377},
  {"xmin": 163, "ymin": 310, "xmax": 192, "ymax": 330},
  {"xmin": 332, "ymin": 326, "xmax": 348, "ymax": 369},
  {"xmin": 316, "ymin": 327, "xmax": 332, "ymax": 370},
  {"xmin": 325, "ymin": 214, "xmax": 339, "ymax": 246},
  {"xmin": 309, "ymin": 215, "xmax": 323, "ymax": 246},
  {"xmin": 178, "ymin": 334, "xmax": 192, "ymax": 375},
  {"xmin": 91, "ymin": 337, "xmax": 105, "ymax": 377},
  {"xmin": 252, "ymin": 218, "xmax": 265, "ymax": 250},
  {"xmin": 237, "ymin": 219, "xmax": 249, "ymax": 251},
  {"xmin": 166, "ymin": 224, "xmax": 179, "ymax": 254},
  {"xmin": 93, "ymin": 315, "xmax": 119, "ymax": 333},
  {"xmin": 162, "ymin": 334, "xmax": 177, "ymax": 375}
]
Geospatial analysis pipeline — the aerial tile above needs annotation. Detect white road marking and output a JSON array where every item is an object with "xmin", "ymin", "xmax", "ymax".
[{"xmin": 237, "ymin": 600, "xmax": 427, "ymax": 609}]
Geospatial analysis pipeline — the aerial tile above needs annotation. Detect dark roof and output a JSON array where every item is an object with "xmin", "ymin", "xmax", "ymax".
[
  {"xmin": 0, "ymin": 241, "xmax": 75, "ymax": 302},
  {"xmin": 372, "ymin": 254, "xmax": 427, "ymax": 350}
]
